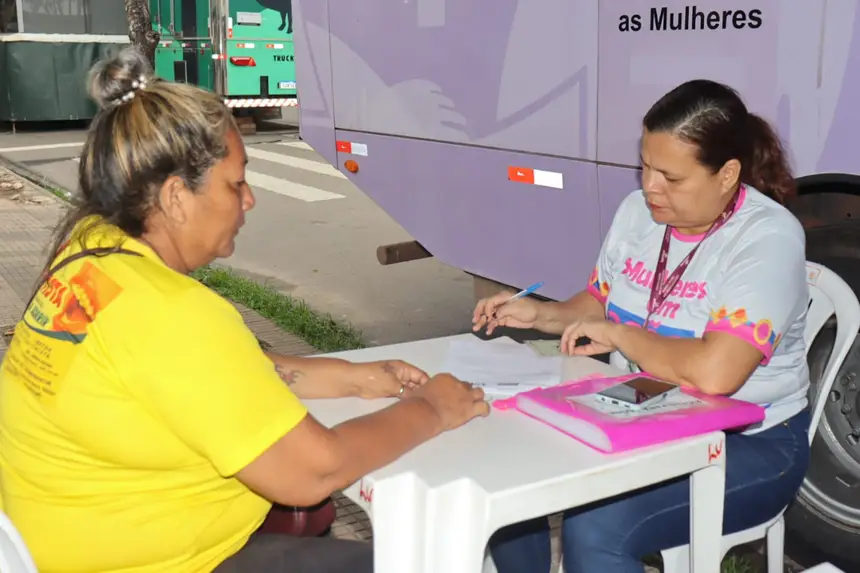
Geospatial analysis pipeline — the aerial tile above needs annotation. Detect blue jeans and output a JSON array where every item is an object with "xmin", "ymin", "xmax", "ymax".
[{"xmin": 489, "ymin": 410, "xmax": 810, "ymax": 573}]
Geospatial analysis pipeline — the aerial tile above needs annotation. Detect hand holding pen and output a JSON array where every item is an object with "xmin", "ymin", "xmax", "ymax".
[{"xmin": 471, "ymin": 282, "xmax": 544, "ymax": 335}]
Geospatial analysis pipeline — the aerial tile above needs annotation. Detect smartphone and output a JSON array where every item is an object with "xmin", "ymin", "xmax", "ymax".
[{"xmin": 595, "ymin": 376, "xmax": 680, "ymax": 410}]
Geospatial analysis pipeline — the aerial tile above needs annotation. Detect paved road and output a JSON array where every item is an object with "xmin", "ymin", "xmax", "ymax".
[{"xmin": 0, "ymin": 123, "xmax": 475, "ymax": 346}]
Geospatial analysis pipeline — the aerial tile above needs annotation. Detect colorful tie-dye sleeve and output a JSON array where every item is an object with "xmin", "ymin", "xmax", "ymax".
[
  {"xmin": 587, "ymin": 264, "xmax": 611, "ymax": 305},
  {"xmin": 704, "ymin": 229, "xmax": 807, "ymax": 364}
]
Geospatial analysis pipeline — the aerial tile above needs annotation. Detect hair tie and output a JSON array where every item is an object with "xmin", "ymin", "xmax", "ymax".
[{"xmin": 112, "ymin": 75, "xmax": 148, "ymax": 107}]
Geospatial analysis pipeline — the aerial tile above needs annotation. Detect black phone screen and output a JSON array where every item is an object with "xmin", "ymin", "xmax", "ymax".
[{"xmin": 598, "ymin": 377, "xmax": 678, "ymax": 405}]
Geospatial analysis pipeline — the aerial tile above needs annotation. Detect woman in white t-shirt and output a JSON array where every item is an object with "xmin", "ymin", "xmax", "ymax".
[{"xmin": 473, "ymin": 79, "xmax": 810, "ymax": 573}]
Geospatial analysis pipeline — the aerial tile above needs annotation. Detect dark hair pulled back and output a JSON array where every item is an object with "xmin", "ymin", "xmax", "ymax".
[
  {"xmin": 38, "ymin": 47, "xmax": 236, "ymax": 285},
  {"xmin": 643, "ymin": 79, "xmax": 795, "ymax": 204}
]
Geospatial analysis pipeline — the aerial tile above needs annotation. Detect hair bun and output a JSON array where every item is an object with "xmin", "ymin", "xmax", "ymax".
[{"xmin": 87, "ymin": 46, "xmax": 154, "ymax": 109}]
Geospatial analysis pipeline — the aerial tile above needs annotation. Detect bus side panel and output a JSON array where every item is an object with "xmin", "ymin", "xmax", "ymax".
[
  {"xmin": 597, "ymin": 0, "xmax": 786, "ymax": 168},
  {"xmin": 595, "ymin": 1, "xmax": 860, "ymax": 182},
  {"xmin": 597, "ymin": 165, "xmax": 641, "ymax": 239},
  {"xmin": 814, "ymin": 2, "xmax": 860, "ymax": 176},
  {"xmin": 333, "ymin": 129, "xmax": 602, "ymax": 299},
  {"xmin": 324, "ymin": 0, "xmax": 599, "ymax": 162},
  {"xmin": 295, "ymin": 0, "xmax": 337, "ymax": 166}
]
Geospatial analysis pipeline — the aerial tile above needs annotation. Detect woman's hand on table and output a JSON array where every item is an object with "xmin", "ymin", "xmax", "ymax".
[
  {"xmin": 351, "ymin": 363, "xmax": 490, "ymax": 428},
  {"xmin": 413, "ymin": 373, "xmax": 491, "ymax": 430},
  {"xmin": 351, "ymin": 360, "xmax": 430, "ymax": 399},
  {"xmin": 560, "ymin": 319, "xmax": 619, "ymax": 356}
]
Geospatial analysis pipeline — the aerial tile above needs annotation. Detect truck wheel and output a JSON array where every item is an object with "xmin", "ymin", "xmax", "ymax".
[{"xmin": 785, "ymin": 221, "xmax": 860, "ymax": 570}]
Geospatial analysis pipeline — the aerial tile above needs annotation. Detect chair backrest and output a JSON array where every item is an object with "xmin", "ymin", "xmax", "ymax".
[
  {"xmin": 804, "ymin": 262, "xmax": 860, "ymax": 445},
  {"xmin": 0, "ymin": 510, "xmax": 37, "ymax": 573}
]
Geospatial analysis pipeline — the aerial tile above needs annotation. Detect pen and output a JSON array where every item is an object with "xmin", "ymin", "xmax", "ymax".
[{"xmin": 501, "ymin": 281, "xmax": 544, "ymax": 306}]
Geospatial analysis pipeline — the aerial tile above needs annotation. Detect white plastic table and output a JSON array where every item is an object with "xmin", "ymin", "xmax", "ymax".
[{"xmin": 307, "ymin": 334, "xmax": 727, "ymax": 573}]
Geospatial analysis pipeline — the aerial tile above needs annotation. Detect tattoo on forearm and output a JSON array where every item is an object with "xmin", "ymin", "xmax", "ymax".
[
  {"xmin": 275, "ymin": 365, "xmax": 303, "ymax": 386},
  {"xmin": 381, "ymin": 362, "xmax": 396, "ymax": 375}
]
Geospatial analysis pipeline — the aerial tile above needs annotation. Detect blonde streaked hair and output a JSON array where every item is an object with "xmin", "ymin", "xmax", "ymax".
[{"xmin": 39, "ymin": 46, "xmax": 236, "ymax": 283}]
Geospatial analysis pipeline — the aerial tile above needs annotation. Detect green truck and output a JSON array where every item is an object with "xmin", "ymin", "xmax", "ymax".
[
  {"xmin": 150, "ymin": 0, "xmax": 297, "ymax": 112},
  {"xmin": 0, "ymin": 0, "xmax": 295, "ymax": 124}
]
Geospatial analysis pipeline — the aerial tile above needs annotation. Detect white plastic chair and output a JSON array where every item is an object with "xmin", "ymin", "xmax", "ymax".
[
  {"xmin": 661, "ymin": 261, "xmax": 860, "ymax": 573},
  {"xmin": 0, "ymin": 509, "xmax": 37, "ymax": 572}
]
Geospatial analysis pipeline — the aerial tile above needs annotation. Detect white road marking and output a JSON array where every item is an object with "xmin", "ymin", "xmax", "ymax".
[
  {"xmin": 246, "ymin": 147, "xmax": 345, "ymax": 179},
  {"xmin": 246, "ymin": 171, "xmax": 344, "ymax": 202},
  {"xmin": 50, "ymin": 146, "xmax": 345, "ymax": 202},
  {"xmin": 0, "ymin": 142, "xmax": 83, "ymax": 153},
  {"xmin": 275, "ymin": 141, "xmax": 312, "ymax": 150}
]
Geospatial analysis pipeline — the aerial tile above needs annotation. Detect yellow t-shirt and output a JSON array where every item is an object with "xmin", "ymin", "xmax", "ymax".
[{"xmin": 0, "ymin": 220, "xmax": 308, "ymax": 572}]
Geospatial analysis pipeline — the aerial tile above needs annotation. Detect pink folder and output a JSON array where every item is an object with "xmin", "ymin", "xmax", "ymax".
[{"xmin": 513, "ymin": 373, "xmax": 766, "ymax": 453}]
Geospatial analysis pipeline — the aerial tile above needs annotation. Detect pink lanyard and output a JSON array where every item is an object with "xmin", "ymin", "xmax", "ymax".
[{"xmin": 643, "ymin": 190, "xmax": 741, "ymax": 328}]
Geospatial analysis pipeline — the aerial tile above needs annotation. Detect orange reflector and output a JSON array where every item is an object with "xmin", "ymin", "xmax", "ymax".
[{"xmin": 344, "ymin": 160, "xmax": 359, "ymax": 173}]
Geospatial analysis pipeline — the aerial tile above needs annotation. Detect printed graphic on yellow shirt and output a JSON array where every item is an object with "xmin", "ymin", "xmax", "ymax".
[{"xmin": 2, "ymin": 261, "xmax": 123, "ymax": 401}]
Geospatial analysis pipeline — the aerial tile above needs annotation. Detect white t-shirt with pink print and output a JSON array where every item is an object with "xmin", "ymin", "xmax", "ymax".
[{"xmin": 586, "ymin": 185, "xmax": 810, "ymax": 433}]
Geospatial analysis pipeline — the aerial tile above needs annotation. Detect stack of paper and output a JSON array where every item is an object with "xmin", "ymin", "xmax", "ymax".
[{"xmin": 440, "ymin": 337, "xmax": 563, "ymax": 398}]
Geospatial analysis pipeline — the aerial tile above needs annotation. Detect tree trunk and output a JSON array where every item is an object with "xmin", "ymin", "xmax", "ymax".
[{"xmin": 125, "ymin": 0, "xmax": 160, "ymax": 69}]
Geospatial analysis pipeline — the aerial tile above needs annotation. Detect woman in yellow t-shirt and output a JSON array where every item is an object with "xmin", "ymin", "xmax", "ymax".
[{"xmin": 0, "ymin": 48, "xmax": 489, "ymax": 573}]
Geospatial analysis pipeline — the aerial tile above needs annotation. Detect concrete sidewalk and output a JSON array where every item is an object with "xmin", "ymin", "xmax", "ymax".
[
  {"xmin": 0, "ymin": 165, "xmax": 321, "ymax": 359},
  {"xmin": 0, "ymin": 166, "xmax": 63, "ymax": 358}
]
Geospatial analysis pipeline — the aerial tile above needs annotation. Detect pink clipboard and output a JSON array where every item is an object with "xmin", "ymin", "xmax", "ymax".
[{"xmin": 505, "ymin": 373, "xmax": 766, "ymax": 453}]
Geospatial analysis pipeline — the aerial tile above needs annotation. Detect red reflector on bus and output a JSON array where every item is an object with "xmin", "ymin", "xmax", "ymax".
[{"xmin": 229, "ymin": 56, "xmax": 256, "ymax": 67}]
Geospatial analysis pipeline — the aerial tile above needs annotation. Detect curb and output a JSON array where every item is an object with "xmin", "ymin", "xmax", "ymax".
[{"xmin": 0, "ymin": 154, "xmax": 74, "ymax": 203}]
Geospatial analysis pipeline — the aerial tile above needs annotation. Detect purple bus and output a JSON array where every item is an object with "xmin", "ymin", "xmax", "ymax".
[{"xmin": 294, "ymin": 0, "xmax": 860, "ymax": 565}]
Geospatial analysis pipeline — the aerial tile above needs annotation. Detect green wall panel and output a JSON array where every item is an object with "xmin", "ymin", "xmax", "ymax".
[
  {"xmin": 0, "ymin": 41, "xmax": 125, "ymax": 122},
  {"xmin": 0, "ymin": 43, "xmax": 8, "ymax": 121}
]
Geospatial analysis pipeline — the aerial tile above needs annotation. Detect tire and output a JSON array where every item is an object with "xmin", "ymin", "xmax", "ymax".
[{"xmin": 784, "ymin": 224, "xmax": 860, "ymax": 571}]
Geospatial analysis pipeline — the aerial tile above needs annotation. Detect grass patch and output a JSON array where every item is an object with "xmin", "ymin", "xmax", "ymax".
[
  {"xmin": 721, "ymin": 553, "xmax": 757, "ymax": 573},
  {"xmin": 643, "ymin": 551, "xmax": 759, "ymax": 573},
  {"xmin": 191, "ymin": 265, "xmax": 366, "ymax": 353},
  {"xmin": 44, "ymin": 185, "xmax": 74, "ymax": 202}
]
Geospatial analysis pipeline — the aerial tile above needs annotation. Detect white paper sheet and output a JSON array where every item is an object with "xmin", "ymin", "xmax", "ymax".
[{"xmin": 440, "ymin": 337, "xmax": 563, "ymax": 398}]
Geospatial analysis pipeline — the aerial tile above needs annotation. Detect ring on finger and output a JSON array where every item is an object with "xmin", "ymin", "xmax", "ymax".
[{"xmin": 398, "ymin": 385, "xmax": 405, "ymax": 397}]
